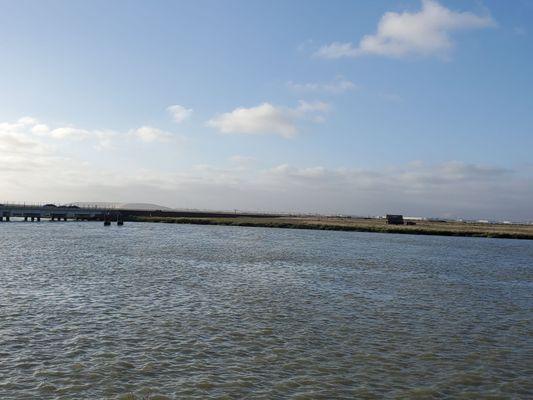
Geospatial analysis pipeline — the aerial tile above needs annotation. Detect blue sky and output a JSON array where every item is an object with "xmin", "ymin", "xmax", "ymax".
[{"xmin": 1, "ymin": 0, "xmax": 532, "ymax": 220}]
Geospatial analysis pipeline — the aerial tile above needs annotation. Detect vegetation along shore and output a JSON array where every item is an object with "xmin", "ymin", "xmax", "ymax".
[{"xmin": 127, "ymin": 215, "xmax": 533, "ymax": 240}]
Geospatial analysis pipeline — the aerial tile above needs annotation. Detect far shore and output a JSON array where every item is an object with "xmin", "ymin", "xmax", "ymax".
[{"xmin": 126, "ymin": 215, "xmax": 533, "ymax": 240}]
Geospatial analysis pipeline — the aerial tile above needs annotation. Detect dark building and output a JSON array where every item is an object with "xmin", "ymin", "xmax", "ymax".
[{"xmin": 386, "ymin": 214, "xmax": 404, "ymax": 225}]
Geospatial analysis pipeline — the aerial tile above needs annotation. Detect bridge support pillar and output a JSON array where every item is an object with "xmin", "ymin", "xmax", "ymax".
[
  {"xmin": 0, "ymin": 216, "xmax": 3, "ymax": 222},
  {"xmin": 5, "ymin": 216, "xmax": 9, "ymax": 222},
  {"xmin": 24, "ymin": 216, "xmax": 28, "ymax": 222},
  {"xmin": 63, "ymin": 217, "xmax": 67, "ymax": 222},
  {"xmin": 37, "ymin": 216, "xmax": 41, "ymax": 222},
  {"xmin": 31, "ymin": 217, "xmax": 35, "ymax": 222}
]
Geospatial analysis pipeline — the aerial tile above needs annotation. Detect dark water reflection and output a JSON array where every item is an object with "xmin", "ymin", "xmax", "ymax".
[{"xmin": 1, "ymin": 222, "xmax": 532, "ymax": 399}]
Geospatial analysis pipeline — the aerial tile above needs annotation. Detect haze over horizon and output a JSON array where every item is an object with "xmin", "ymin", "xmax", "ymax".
[{"xmin": 1, "ymin": 0, "xmax": 532, "ymax": 221}]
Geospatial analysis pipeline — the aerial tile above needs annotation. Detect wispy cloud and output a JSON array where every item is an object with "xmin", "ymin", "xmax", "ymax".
[
  {"xmin": 229, "ymin": 155, "xmax": 256, "ymax": 166},
  {"xmin": 167, "ymin": 104, "xmax": 193, "ymax": 123},
  {"xmin": 207, "ymin": 101, "xmax": 330, "ymax": 138},
  {"xmin": 131, "ymin": 126, "xmax": 174, "ymax": 143},
  {"xmin": 288, "ymin": 77, "xmax": 357, "ymax": 94},
  {"xmin": 378, "ymin": 92, "xmax": 403, "ymax": 103},
  {"xmin": 513, "ymin": 26, "xmax": 526, "ymax": 36},
  {"xmin": 315, "ymin": 0, "xmax": 495, "ymax": 59}
]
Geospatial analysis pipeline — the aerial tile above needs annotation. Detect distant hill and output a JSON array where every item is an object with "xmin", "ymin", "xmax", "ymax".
[
  {"xmin": 120, "ymin": 203, "xmax": 172, "ymax": 210},
  {"xmin": 71, "ymin": 202, "xmax": 172, "ymax": 210}
]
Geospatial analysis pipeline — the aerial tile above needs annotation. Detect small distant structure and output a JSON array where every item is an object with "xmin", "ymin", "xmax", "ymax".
[{"xmin": 386, "ymin": 214, "xmax": 404, "ymax": 225}]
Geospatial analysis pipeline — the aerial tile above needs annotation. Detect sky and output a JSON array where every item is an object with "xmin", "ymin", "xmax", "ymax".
[{"xmin": 1, "ymin": 0, "xmax": 532, "ymax": 220}]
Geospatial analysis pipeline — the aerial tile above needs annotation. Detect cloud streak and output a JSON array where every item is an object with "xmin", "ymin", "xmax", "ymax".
[
  {"xmin": 288, "ymin": 77, "xmax": 357, "ymax": 94},
  {"xmin": 131, "ymin": 126, "xmax": 174, "ymax": 143}
]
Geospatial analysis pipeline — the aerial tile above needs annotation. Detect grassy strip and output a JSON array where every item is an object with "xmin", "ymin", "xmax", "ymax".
[{"xmin": 126, "ymin": 216, "xmax": 533, "ymax": 240}]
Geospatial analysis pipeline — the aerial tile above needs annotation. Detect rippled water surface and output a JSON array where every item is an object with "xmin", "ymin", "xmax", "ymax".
[{"xmin": 1, "ymin": 222, "xmax": 532, "ymax": 399}]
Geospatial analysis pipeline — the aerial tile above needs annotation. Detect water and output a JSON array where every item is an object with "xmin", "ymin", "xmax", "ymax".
[{"xmin": 0, "ymin": 221, "xmax": 532, "ymax": 399}]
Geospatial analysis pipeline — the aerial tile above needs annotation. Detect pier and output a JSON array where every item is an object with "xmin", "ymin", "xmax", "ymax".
[
  {"xmin": 0, "ymin": 202, "xmax": 282, "ymax": 227},
  {"xmin": 0, "ymin": 203, "xmax": 280, "ymax": 223},
  {"xmin": 0, "ymin": 204, "xmax": 107, "ymax": 222}
]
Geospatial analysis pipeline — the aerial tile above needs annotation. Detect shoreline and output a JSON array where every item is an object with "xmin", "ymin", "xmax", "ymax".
[{"xmin": 127, "ymin": 216, "xmax": 533, "ymax": 240}]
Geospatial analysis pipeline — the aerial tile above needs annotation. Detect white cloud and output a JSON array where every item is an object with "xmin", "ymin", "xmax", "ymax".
[
  {"xmin": 31, "ymin": 124, "xmax": 50, "ymax": 134},
  {"xmin": 1, "ymin": 117, "xmax": 531, "ymax": 220},
  {"xmin": 229, "ymin": 155, "xmax": 256, "ymax": 165},
  {"xmin": 17, "ymin": 116, "xmax": 39, "ymax": 125},
  {"xmin": 258, "ymin": 161, "xmax": 527, "ymax": 219},
  {"xmin": 315, "ymin": 0, "xmax": 495, "ymax": 59},
  {"xmin": 0, "ymin": 132, "xmax": 49, "ymax": 155},
  {"xmin": 288, "ymin": 77, "xmax": 356, "ymax": 94},
  {"xmin": 0, "ymin": 117, "xmax": 118, "ymax": 149},
  {"xmin": 296, "ymin": 100, "xmax": 330, "ymax": 113},
  {"xmin": 207, "ymin": 101, "xmax": 330, "ymax": 138},
  {"xmin": 48, "ymin": 127, "xmax": 91, "ymax": 140},
  {"xmin": 207, "ymin": 103, "xmax": 297, "ymax": 138},
  {"xmin": 0, "ymin": 128, "xmax": 530, "ymax": 221},
  {"xmin": 0, "ymin": 116, "xmax": 187, "ymax": 203},
  {"xmin": 131, "ymin": 126, "xmax": 174, "ymax": 143},
  {"xmin": 167, "ymin": 104, "xmax": 193, "ymax": 123},
  {"xmin": 0, "ymin": 116, "xmax": 183, "ymax": 150},
  {"xmin": 92, "ymin": 130, "xmax": 117, "ymax": 150},
  {"xmin": 0, "ymin": 119, "xmax": 51, "ymax": 155},
  {"xmin": 315, "ymin": 42, "xmax": 359, "ymax": 59}
]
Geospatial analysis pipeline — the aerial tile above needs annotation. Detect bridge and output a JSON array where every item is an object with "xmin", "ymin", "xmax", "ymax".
[
  {"xmin": 0, "ymin": 202, "xmax": 282, "ymax": 223},
  {"xmin": 0, "ymin": 203, "xmax": 109, "ymax": 222}
]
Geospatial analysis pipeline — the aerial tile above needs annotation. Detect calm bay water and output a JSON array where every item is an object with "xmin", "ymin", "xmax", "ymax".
[{"xmin": 0, "ymin": 221, "xmax": 532, "ymax": 399}]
